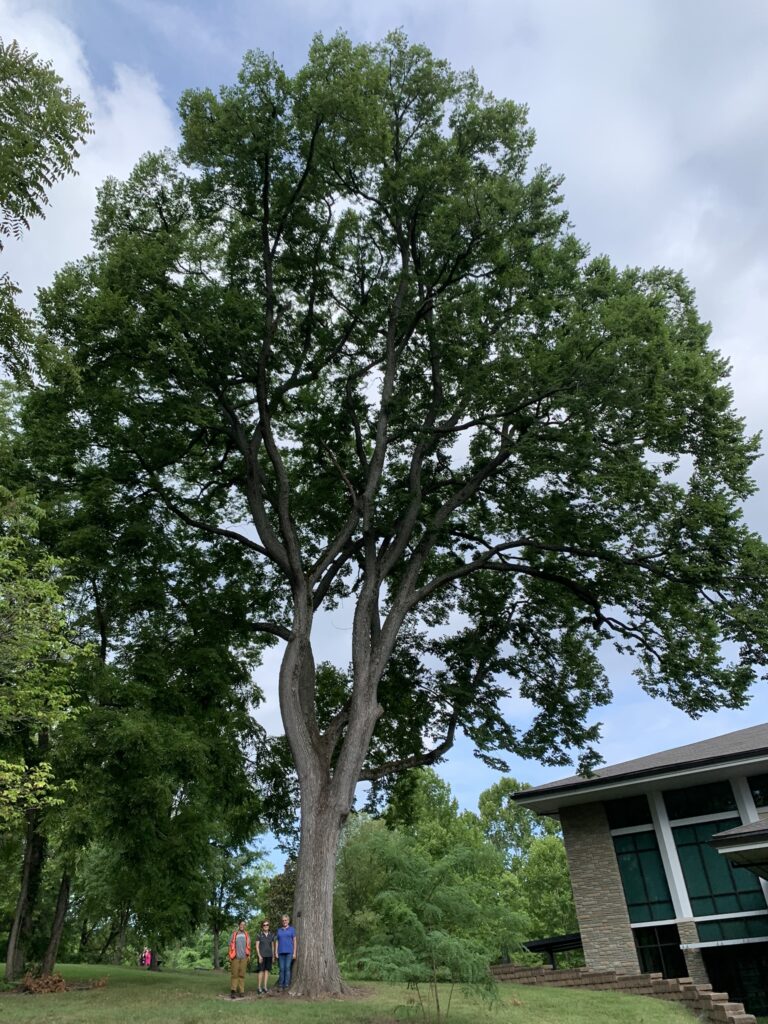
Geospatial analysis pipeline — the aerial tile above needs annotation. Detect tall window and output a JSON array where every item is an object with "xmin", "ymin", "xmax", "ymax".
[
  {"xmin": 634, "ymin": 924, "xmax": 687, "ymax": 978},
  {"xmin": 663, "ymin": 780, "xmax": 737, "ymax": 820},
  {"xmin": 748, "ymin": 773, "xmax": 768, "ymax": 808},
  {"xmin": 613, "ymin": 831, "xmax": 675, "ymax": 923},
  {"xmin": 673, "ymin": 819, "xmax": 766, "ymax": 916},
  {"xmin": 605, "ymin": 794, "xmax": 652, "ymax": 829}
]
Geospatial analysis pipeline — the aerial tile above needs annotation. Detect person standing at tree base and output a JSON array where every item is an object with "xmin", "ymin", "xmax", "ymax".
[
  {"xmin": 227, "ymin": 920, "xmax": 250, "ymax": 999},
  {"xmin": 256, "ymin": 919, "xmax": 276, "ymax": 995},
  {"xmin": 276, "ymin": 914, "xmax": 297, "ymax": 992}
]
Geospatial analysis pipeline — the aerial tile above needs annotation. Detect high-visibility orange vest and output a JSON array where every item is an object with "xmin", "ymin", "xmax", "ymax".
[{"xmin": 229, "ymin": 930, "xmax": 251, "ymax": 959}]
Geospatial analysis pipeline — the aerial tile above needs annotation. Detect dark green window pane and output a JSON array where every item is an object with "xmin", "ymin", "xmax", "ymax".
[
  {"xmin": 698, "ymin": 916, "xmax": 768, "ymax": 943},
  {"xmin": 713, "ymin": 894, "xmax": 740, "ymax": 915},
  {"xmin": 613, "ymin": 831, "xmax": 674, "ymax": 923},
  {"xmin": 664, "ymin": 781, "xmax": 737, "ymax": 820},
  {"xmin": 748, "ymin": 773, "xmax": 768, "ymax": 807},
  {"xmin": 614, "ymin": 834, "xmax": 636, "ymax": 854},
  {"xmin": 605, "ymin": 795, "xmax": 653, "ymax": 829},
  {"xmin": 675, "ymin": 825, "xmax": 696, "ymax": 844},
  {"xmin": 690, "ymin": 896, "xmax": 716, "ymax": 916},
  {"xmin": 673, "ymin": 819, "xmax": 766, "ymax": 916},
  {"xmin": 741, "ymin": 891, "xmax": 767, "ymax": 912},
  {"xmin": 697, "ymin": 920, "xmax": 721, "ymax": 942},
  {"xmin": 635, "ymin": 831, "xmax": 658, "ymax": 851}
]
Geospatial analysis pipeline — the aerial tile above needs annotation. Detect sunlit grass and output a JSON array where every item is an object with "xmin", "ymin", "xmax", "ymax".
[{"xmin": 0, "ymin": 964, "xmax": 695, "ymax": 1024}]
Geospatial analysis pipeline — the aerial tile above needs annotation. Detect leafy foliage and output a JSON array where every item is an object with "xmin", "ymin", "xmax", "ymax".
[
  {"xmin": 514, "ymin": 835, "xmax": 578, "ymax": 940},
  {"xmin": 27, "ymin": 30, "xmax": 768, "ymax": 793},
  {"xmin": 0, "ymin": 485, "xmax": 82, "ymax": 827},
  {"xmin": 0, "ymin": 38, "xmax": 91, "ymax": 244},
  {"xmin": 335, "ymin": 817, "xmax": 512, "ymax": 1021},
  {"xmin": 10, "ymin": 29, "xmax": 768, "ymax": 995},
  {"xmin": 0, "ymin": 38, "xmax": 91, "ymax": 377},
  {"xmin": 478, "ymin": 778, "xmax": 561, "ymax": 868}
]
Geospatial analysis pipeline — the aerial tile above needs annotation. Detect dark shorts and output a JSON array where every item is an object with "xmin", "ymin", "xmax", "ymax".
[{"xmin": 258, "ymin": 956, "xmax": 273, "ymax": 972}]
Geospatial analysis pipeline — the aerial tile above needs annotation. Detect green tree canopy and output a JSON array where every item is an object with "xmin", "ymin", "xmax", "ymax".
[
  {"xmin": 478, "ymin": 777, "xmax": 560, "ymax": 868},
  {"xmin": 0, "ymin": 37, "xmax": 91, "ymax": 376},
  {"xmin": 19, "ymin": 30, "xmax": 768, "ymax": 995},
  {"xmin": 0, "ymin": 483, "xmax": 80, "ymax": 828}
]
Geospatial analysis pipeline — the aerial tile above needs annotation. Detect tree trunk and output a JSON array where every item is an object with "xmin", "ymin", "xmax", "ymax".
[
  {"xmin": 40, "ymin": 871, "xmax": 71, "ymax": 976},
  {"xmin": 5, "ymin": 810, "xmax": 47, "ymax": 981},
  {"xmin": 212, "ymin": 925, "xmax": 221, "ymax": 970},
  {"xmin": 112, "ymin": 908, "xmax": 129, "ymax": 965},
  {"xmin": 290, "ymin": 781, "xmax": 350, "ymax": 997},
  {"xmin": 97, "ymin": 925, "xmax": 118, "ymax": 961},
  {"xmin": 79, "ymin": 918, "xmax": 92, "ymax": 955},
  {"xmin": 279, "ymin": 612, "xmax": 383, "ymax": 997},
  {"xmin": 148, "ymin": 948, "xmax": 160, "ymax": 971}
]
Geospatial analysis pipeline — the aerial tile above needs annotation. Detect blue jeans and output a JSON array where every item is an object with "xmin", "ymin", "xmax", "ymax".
[{"xmin": 278, "ymin": 952, "xmax": 293, "ymax": 989}]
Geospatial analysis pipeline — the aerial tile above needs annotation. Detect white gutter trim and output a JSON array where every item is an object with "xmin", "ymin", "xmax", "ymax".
[
  {"xmin": 714, "ymin": 842, "xmax": 768, "ymax": 855},
  {"xmin": 610, "ymin": 824, "xmax": 655, "ymax": 836},
  {"xmin": 631, "ymin": 909, "xmax": 768, "ymax": 927},
  {"xmin": 681, "ymin": 936, "xmax": 768, "ymax": 949},
  {"xmin": 521, "ymin": 755, "xmax": 768, "ymax": 809},
  {"xmin": 668, "ymin": 810, "xmax": 739, "ymax": 827}
]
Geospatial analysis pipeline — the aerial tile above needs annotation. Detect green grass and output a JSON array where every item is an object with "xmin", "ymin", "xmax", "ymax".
[{"xmin": 0, "ymin": 964, "xmax": 696, "ymax": 1024}]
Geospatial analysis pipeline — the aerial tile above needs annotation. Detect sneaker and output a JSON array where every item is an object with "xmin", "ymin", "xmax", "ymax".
[{"xmin": 230, "ymin": 992, "xmax": 236, "ymax": 999}]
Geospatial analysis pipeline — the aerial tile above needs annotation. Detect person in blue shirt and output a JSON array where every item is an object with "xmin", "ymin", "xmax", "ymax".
[{"xmin": 275, "ymin": 914, "xmax": 297, "ymax": 992}]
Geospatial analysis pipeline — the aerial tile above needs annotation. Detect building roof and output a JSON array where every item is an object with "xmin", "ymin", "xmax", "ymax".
[
  {"xmin": 708, "ymin": 817, "xmax": 768, "ymax": 881},
  {"xmin": 709, "ymin": 818, "xmax": 768, "ymax": 848},
  {"xmin": 514, "ymin": 722, "xmax": 768, "ymax": 811}
]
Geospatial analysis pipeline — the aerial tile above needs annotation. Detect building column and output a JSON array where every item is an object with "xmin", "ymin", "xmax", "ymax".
[
  {"xmin": 559, "ymin": 803, "xmax": 639, "ymax": 973},
  {"xmin": 676, "ymin": 919, "xmax": 709, "ymax": 985}
]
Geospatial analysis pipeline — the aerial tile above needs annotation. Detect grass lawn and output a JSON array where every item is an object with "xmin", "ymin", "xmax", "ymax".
[{"xmin": 0, "ymin": 964, "xmax": 697, "ymax": 1024}]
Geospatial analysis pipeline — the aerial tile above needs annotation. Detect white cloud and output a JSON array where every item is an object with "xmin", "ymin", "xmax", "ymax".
[{"xmin": 1, "ymin": 0, "xmax": 178, "ymax": 308}]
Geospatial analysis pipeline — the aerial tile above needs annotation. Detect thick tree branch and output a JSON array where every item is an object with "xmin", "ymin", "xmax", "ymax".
[
  {"xmin": 247, "ymin": 621, "xmax": 292, "ymax": 642},
  {"xmin": 358, "ymin": 714, "xmax": 458, "ymax": 783}
]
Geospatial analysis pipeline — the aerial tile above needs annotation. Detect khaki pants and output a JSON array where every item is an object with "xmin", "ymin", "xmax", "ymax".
[{"xmin": 230, "ymin": 957, "xmax": 247, "ymax": 993}]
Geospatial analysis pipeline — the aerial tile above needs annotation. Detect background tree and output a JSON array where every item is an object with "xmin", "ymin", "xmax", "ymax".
[
  {"xmin": 0, "ymin": 484, "xmax": 78, "ymax": 829},
  {"xmin": 514, "ymin": 835, "xmax": 578, "ymax": 941},
  {"xmin": 478, "ymin": 778, "xmax": 561, "ymax": 869},
  {"xmin": 206, "ymin": 838, "xmax": 266, "ymax": 969},
  {"xmin": 24, "ymin": 31, "xmax": 768, "ymax": 996},
  {"xmin": 0, "ymin": 37, "xmax": 91, "ymax": 377},
  {"xmin": 258, "ymin": 858, "xmax": 297, "ymax": 931}
]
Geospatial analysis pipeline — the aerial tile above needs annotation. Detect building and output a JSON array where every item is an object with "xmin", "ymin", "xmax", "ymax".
[{"xmin": 514, "ymin": 723, "xmax": 768, "ymax": 1016}]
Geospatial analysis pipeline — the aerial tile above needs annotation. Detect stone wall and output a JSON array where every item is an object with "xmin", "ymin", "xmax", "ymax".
[
  {"xmin": 676, "ymin": 918, "xmax": 710, "ymax": 986},
  {"xmin": 490, "ymin": 964, "xmax": 756, "ymax": 1024},
  {"xmin": 559, "ymin": 802, "xmax": 639, "ymax": 973}
]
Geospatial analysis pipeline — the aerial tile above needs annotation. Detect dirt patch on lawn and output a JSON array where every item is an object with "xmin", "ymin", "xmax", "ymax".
[{"xmin": 0, "ymin": 972, "xmax": 108, "ymax": 996}]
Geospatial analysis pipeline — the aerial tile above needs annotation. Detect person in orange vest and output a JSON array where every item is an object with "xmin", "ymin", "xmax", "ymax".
[{"xmin": 227, "ymin": 920, "xmax": 251, "ymax": 998}]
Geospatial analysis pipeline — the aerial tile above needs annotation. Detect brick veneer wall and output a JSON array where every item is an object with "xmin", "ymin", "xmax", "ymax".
[
  {"xmin": 490, "ymin": 964, "xmax": 757, "ymax": 1024},
  {"xmin": 559, "ymin": 802, "xmax": 639, "ymax": 973},
  {"xmin": 676, "ymin": 918, "xmax": 710, "ymax": 986}
]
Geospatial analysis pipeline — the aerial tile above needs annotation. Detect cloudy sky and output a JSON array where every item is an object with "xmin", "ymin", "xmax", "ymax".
[{"xmin": 3, "ymin": 0, "xmax": 768, "ymax": 813}]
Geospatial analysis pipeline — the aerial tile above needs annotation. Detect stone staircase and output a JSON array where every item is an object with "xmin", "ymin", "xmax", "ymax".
[{"xmin": 490, "ymin": 963, "xmax": 757, "ymax": 1024}]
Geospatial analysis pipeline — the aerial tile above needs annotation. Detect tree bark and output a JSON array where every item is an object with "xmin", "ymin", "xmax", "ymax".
[
  {"xmin": 97, "ymin": 923, "xmax": 119, "ymax": 961},
  {"xmin": 290, "ymin": 781, "xmax": 348, "ymax": 997},
  {"xmin": 212, "ymin": 925, "xmax": 221, "ymax": 969},
  {"xmin": 112, "ymin": 908, "xmax": 129, "ymax": 965},
  {"xmin": 79, "ymin": 918, "xmax": 92, "ymax": 955},
  {"xmin": 40, "ymin": 871, "xmax": 71, "ymax": 976},
  {"xmin": 5, "ymin": 810, "xmax": 47, "ymax": 981}
]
